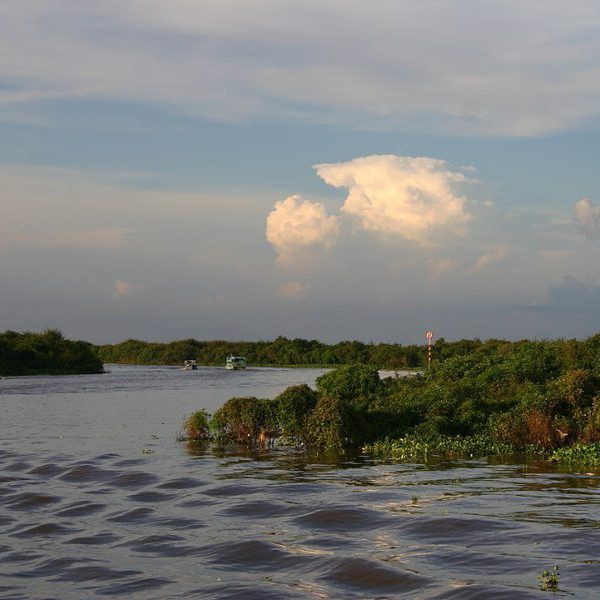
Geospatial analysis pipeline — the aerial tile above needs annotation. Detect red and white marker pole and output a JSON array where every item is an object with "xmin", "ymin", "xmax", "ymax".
[{"xmin": 426, "ymin": 330, "xmax": 433, "ymax": 367}]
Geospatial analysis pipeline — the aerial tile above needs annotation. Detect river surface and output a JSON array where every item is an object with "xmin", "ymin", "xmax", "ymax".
[{"xmin": 0, "ymin": 364, "xmax": 599, "ymax": 599}]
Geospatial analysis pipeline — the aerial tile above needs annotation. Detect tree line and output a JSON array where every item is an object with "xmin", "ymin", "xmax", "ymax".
[
  {"xmin": 0, "ymin": 329, "xmax": 104, "ymax": 376},
  {"xmin": 95, "ymin": 335, "xmax": 486, "ymax": 368}
]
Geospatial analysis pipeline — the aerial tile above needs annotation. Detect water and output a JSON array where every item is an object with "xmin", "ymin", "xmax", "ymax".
[{"xmin": 1, "ymin": 365, "xmax": 599, "ymax": 599}]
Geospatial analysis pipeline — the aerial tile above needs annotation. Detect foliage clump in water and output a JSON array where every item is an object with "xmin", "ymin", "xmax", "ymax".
[
  {"xmin": 183, "ymin": 409, "xmax": 211, "ymax": 441},
  {"xmin": 183, "ymin": 333, "xmax": 600, "ymax": 460},
  {"xmin": 210, "ymin": 397, "xmax": 278, "ymax": 445},
  {"xmin": 274, "ymin": 384, "xmax": 318, "ymax": 443},
  {"xmin": 549, "ymin": 442, "xmax": 600, "ymax": 466},
  {"xmin": 537, "ymin": 565, "xmax": 560, "ymax": 592}
]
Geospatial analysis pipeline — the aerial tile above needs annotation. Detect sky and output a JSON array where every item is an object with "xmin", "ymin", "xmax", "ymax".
[{"xmin": 2, "ymin": 0, "xmax": 600, "ymax": 345}]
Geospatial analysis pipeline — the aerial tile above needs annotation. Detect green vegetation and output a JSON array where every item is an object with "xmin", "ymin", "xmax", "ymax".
[
  {"xmin": 183, "ymin": 409, "xmax": 211, "ymax": 441},
  {"xmin": 211, "ymin": 397, "xmax": 278, "ymax": 445},
  {"xmin": 184, "ymin": 334, "xmax": 600, "ymax": 463},
  {"xmin": 364, "ymin": 434, "xmax": 527, "ymax": 461},
  {"xmin": 549, "ymin": 442, "xmax": 600, "ymax": 466},
  {"xmin": 0, "ymin": 329, "xmax": 103, "ymax": 376},
  {"xmin": 538, "ymin": 566, "xmax": 560, "ymax": 592},
  {"xmin": 97, "ymin": 335, "xmax": 431, "ymax": 368}
]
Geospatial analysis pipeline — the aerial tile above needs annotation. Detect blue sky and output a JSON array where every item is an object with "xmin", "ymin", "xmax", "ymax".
[{"xmin": 2, "ymin": 1, "xmax": 600, "ymax": 344}]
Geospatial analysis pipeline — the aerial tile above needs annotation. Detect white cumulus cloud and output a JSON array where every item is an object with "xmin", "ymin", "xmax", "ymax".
[
  {"xmin": 314, "ymin": 155, "xmax": 473, "ymax": 244},
  {"xmin": 266, "ymin": 195, "xmax": 340, "ymax": 262},
  {"xmin": 574, "ymin": 197, "xmax": 600, "ymax": 239}
]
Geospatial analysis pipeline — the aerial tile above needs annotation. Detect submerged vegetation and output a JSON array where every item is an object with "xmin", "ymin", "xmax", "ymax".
[
  {"xmin": 184, "ymin": 334, "xmax": 600, "ymax": 465},
  {"xmin": 0, "ymin": 329, "xmax": 103, "ymax": 376}
]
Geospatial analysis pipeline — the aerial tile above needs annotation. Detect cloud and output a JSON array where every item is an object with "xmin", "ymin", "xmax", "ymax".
[
  {"xmin": 3, "ymin": 2, "xmax": 600, "ymax": 135},
  {"xmin": 314, "ymin": 155, "xmax": 473, "ymax": 244},
  {"xmin": 265, "ymin": 195, "xmax": 340, "ymax": 262},
  {"xmin": 278, "ymin": 282, "xmax": 311, "ymax": 298},
  {"xmin": 574, "ymin": 197, "xmax": 600, "ymax": 239},
  {"xmin": 469, "ymin": 247, "xmax": 509, "ymax": 273},
  {"xmin": 114, "ymin": 279, "xmax": 143, "ymax": 298},
  {"xmin": 428, "ymin": 258, "xmax": 459, "ymax": 279},
  {"xmin": 7, "ymin": 228, "xmax": 131, "ymax": 251}
]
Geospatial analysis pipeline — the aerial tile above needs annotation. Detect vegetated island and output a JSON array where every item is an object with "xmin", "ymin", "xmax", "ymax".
[
  {"xmin": 96, "ymin": 335, "xmax": 473, "ymax": 368},
  {"xmin": 182, "ymin": 334, "xmax": 600, "ymax": 467},
  {"xmin": 0, "ymin": 329, "xmax": 103, "ymax": 376}
]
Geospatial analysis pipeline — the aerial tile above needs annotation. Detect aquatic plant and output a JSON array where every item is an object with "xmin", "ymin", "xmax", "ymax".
[
  {"xmin": 183, "ymin": 409, "xmax": 211, "ymax": 441},
  {"xmin": 549, "ymin": 442, "xmax": 600, "ymax": 466},
  {"xmin": 181, "ymin": 334, "xmax": 600, "ymax": 459},
  {"xmin": 304, "ymin": 394, "xmax": 368, "ymax": 452},
  {"xmin": 364, "ymin": 434, "xmax": 522, "ymax": 461},
  {"xmin": 210, "ymin": 397, "xmax": 278, "ymax": 445},
  {"xmin": 537, "ymin": 565, "xmax": 560, "ymax": 592},
  {"xmin": 274, "ymin": 384, "xmax": 318, "ymax": 442}
]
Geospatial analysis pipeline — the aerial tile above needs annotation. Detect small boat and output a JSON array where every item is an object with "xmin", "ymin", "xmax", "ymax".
[
  {"xmin": 225, "ymin": 356, "xmax": 247, "ymax": 370},
  {"xmin": 180, "ymin": 359, "xmax": 198, "ymax": 371}
]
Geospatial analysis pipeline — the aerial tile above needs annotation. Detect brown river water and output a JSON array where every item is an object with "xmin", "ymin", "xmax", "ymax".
[{"xmin": 1, "ymin": 364, "xmax": 599, "ymax": 599}]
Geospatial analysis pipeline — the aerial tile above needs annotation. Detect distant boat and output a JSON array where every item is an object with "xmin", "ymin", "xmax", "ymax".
[
  {"xmin": 225, "ymin": 356, "xmax": 247, "ymax": 370},
  {"xmin": 180, "ymin": 359, "xmax": 198, "ymax": 371}
]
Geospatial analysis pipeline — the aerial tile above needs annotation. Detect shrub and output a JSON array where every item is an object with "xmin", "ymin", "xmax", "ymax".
[
  {"xmin": 547, "ymin": 369, "xmax": 599, "ymax": 411},
  {"xmin": 183, "ymin": 409, "xmax": 211, "ymax": 440},
  {"xmin": 210, "ymin": 397, "xmax": 278, "ymax": 445},
  {"xmin": 316, "ymin": 364, "xmax": 382, "ymax": 401},
  {"xmin": 275, "ymin": 384, "xmax": 318, "ymax": 441},
  {"xmin": 305, "ymin": 395, "xmax": 367, "ymax": 452}
]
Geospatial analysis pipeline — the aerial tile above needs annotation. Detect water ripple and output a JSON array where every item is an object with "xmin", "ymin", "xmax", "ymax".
[
  {"xmin": 3, "ymin": 492, "xmax": 60, "ymax": 511},
  {"xmin": 295, "ymin": 505, "xmax": 392, "ymax": 532},
  {"xmin": 319, "ymin": 556, "xmax": 429, "ymax": 594}
]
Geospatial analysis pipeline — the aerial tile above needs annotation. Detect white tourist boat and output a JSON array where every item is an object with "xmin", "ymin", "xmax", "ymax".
[{"xmin": 225, "ymin": 356, "xmax": 247, "ymax": 370}]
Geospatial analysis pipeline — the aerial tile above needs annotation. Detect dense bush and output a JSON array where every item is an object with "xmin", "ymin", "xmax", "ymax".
[
  {"xmin": 210, "ymin": 397, "xmax": 279, "ymax": 445},
  {"xmin": 274, "ymin": 384, "xmax": 318, "ymax": 442},
  {"xmin": 0, "ymin": 329, "xmax": 103, "ymax": 376},
  {"xmin": 183, "ymin": 409, "xmax": 211, "ymax": 440},
  {"xmin": 184, "ymin": 334, "xmax": 600, "ymax": 459},
  {"xmin": 304, "ymin": 394, "xmax": 368, "ymax": 452},
  {"xmin": 316, "ymin": 364, "xmax": 383, "ymax": 400}
]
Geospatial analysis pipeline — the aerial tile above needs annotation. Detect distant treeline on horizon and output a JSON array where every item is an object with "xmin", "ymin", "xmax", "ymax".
[
  {"xmin": 0, "ymin": 329, "xmax": 103, "ymax": 376},
  {"xmin": 95, "ymin": 334, "xmax": 600, "ymax": 369},
  {"xmin": 4, "ymin": 330, "xmax": 600, "ymax": 375}
]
